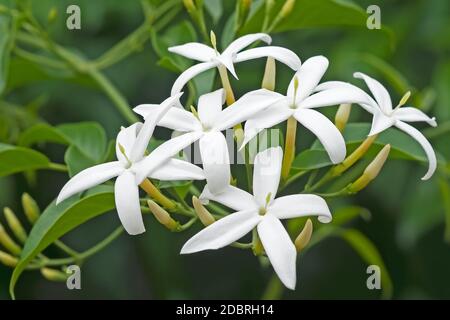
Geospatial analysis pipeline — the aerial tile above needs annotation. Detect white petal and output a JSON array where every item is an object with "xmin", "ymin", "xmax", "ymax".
[
  {"xmin": 216, "ymin": 55, "xmax": 239, "ymax": 79},
  {"xmin": 395, "ymin": 121, "xmax": 437, "ymax": 180},
  {"xmin": 199, "ymin": 185, "xmax": 257, "ymax": 211},
  {"xmin": 133, "ymin": 131, "xmax": 203, "ymax": 184},
  {"xmin": 133, "ymin": 104, "xmax": 160, "ymax": 118},
  {"xmin": 354, "ymin": 72, "xmax": 393, "ymax": 113},
  {"xmin": 115, "ymin": 123, "xmax": 142, "ymax": 164},
  {"xmin": 269, "ymin": 194, "xmax": 332, "ymax": 223},
  {"xmin": 287, "ymin": 56, "xmax": 329, "ymax": 103},
  {"xmin": 294, "ymin": 108, "xmax": 346, "ymax": 163},
  {"xmin": 171, "ymin": 61, "xmax": 218, "ymax": 95},
  {"xmin": 115, "ymin": 170, "xmax": 145, "ymax": 235},
  {"xmin": 235, "ymin": 46, "xmax": 301, "ymax": 70},
  {"xmin": 214, "ymin": 89, "xmax": 284, "ymax": 131},
  {"xmin": 57, "ymin": 161, "xmax": 124, "ymax": 204},
  {"xmin": 257, "ymin": 215, "xmax": 297, "ymax": 290},
  {"xmin": 168, "ymin": 43, "xmax": 216, "ymax": 62},
  {"xmin": 149, "ymin": 159, "xmax": 205, "ymax": 181},
  {"xmin": 180, "ymin": 210, "xmax": 261, "ymax": 254},
  {"xmin": 369, "ymin": 110, "xmax": 396, "ymax": 136},
  {"xmin": 199, "ymin": 132, "xmax": 231, "ymax": 194},
  {"xmin": 241, "ymin": 100, "xmax": 293, "ymax": 149},
  {"xmin": 393, "ymin": 107, "xmax": 437, "ymax": 126},
  {"xmin": 253, "ymin": 147, "xmax": 283, "ymax": 206},
  {"xmin": 222, "ymin": 33, "xmax": 271, "ymax": 57},
  {"xmin": 198, "ymin": 88, "xmax": 225, "ymax": 128},
  {"xmin": 130, "ymin": 93, "xmax": 182, "ymax": 162}
]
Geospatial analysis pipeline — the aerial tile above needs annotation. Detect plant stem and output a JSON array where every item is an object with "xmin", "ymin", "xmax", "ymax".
[
  {"xmin": 47, "ymin": 162, "xmax": 68, "ymax": 172},
  {"xmin": 281, "ymin": 116, "xmax": 297, "ymax": 180},
  {"xmin": 261, "ymin": 274, "xmax": 284, "ymax": 300},
  {"xmin": 218, "ymin": 65, "xmax": 236, "ymax": 106}
]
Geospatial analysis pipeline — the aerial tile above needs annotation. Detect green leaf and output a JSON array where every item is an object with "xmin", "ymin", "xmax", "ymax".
[
  {"xmin": 18, "ymin": 123, "xmax": 68, "ymax": 147},
  {"xmin": 0, "ymin": 143, "xmax": 50, "ymax": 177},
  {"xmin": 331, "ymin": 205, "xmax": 371, "ymax": 226},
  {"xmin": 0, "ymin": 14, "xmax": 16, "ymax": 95},
  {"xmin": 204, "ymin": 0, "xmax": 223, "ymax": 24},
  {"xmin": 9, "ymin": 186, "xmax": 115, "ymax": 299}
]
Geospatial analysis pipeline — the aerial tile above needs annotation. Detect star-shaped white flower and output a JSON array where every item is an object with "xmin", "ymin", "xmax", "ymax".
[
  {"xmin": 168, "ymin": 33, "xmax": 301, "ymax": 94},
  {"xmin": 241, "ymin": 56, "xmax": 372, "ymax": 164},
  {"xmin": 180, "ymin": 147, "xmax": 332, "ymax": 290},
  {"xmin": 57, "ymin": 98, "xmax": 205, "ymax": 235},
  {"xmin": 349, "ymin": 72, "xmax": 437, "ymax": 180},
  {"xmin": 133, "ymin": 88, "xmax": 282, "ymax": 194}
]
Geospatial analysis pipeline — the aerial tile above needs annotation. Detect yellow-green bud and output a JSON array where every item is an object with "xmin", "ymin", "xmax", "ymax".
[
  {"xmin": 0, "ymin": 223, "xmax": 21, "ymax": 256},
  {"xmin": 22, "ymin": 193, "xmax": 40, "ymax": 224},
  {"xmin": 4, "ymin": 207, "xmax": 27, "ymax": 243},
  {"xmin": 47, "ymin": 7, "xmax": 58, "ymax": 23},
  {"xmin": 348, "ymin": 144, "xmax": 391, "ymax": 193},
  {"xmin": 183, "ymin": 0, "xmax": 196, "ymax": 13},
  {"xmin": 280, "ymin": 0, "xmax": 296, "ymax": 18},
  {"xmin": 261, "ymin": 57, "xmax": 276, "ymax": 91},
  {"xmin": 335, "ymin": 103, "xmax": 352, "ymax": 132},
  {"xmin": 0, "ymin": 250, "xmax": 18, "ymax": 267},
  {"xmin": 210, "ymin": 30, "xmax": 217, "ymax": 51},
  {"xmin": 398, "ymin": 91, "xmax": 411, "ymax": 108},
  {"xmin": 192, "ymin": 196, "xmax": 215, "ymax": 226},
  {"xmin": 41, "ymin": 268, "xmax": 68, "ymax": 282},
  {"xmin": 295, "ymin": 219, "xmax": 313, "ymax": 252},
  {"xmin": 147, "ymin": 200, "xmax": 179, "ymax": 231}
]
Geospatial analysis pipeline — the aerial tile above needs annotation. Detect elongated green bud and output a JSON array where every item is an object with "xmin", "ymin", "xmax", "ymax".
[
  {"xmin": 41, "ymin": 268, "xmax": 68, "ymax": 282},
  {"xmin": 0, "ymin": 250, "xmax": 18, "ymax": 267},
  {"xmin": 236, "ymin": 0, "xmax": 252, "ymax": 29},
  {"xmin": 192, "ymin": 196, "xmax": 215, "ymax": 226},
  {"xmin": 261, "ymin": 57, "xmax": 276, "ymax": 91},
  {"xmin": 183, "ymin": 0, "xmax": 196, "ymax": 13},
  {"xmin": 22, "ymin": 193, "xmax": 40, "ymax": 224},
  {"xmin": 4, "ymin": 207, "xmax": 27, "ymax": 243},
  {"xmin": 335, "ymin": 103, "xmax": 352, "ymax": 132},
  {"xmin": 348, "ymin": 144, "xmax": 391, "ymax": 193},
  {"xmin": 280, "ymin": 0, "xmax": 296, "ymax": 18},
  {"xmin": 295, "ymin": 219, "xmax": 313, "ymax": 252},
  {"xmin": 0, "ymin": 223, "xmax": 21, "ymax": 255},
  {"xmin": 47, "ymin": 7, "xmax": 58, "ymax": 23},
  {"xmin": 147, "ymin": 200, "xmax": 179, "ymax": 231}
]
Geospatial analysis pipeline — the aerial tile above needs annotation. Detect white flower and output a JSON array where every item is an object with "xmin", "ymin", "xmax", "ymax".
[
  {"xmin": 241, "ymin": 56, "xmax": 372, "ymax": 164},
  {"xmin": 180, "ymin": 147, "xmax": 332, "ymax": 290},
  {"xmin": 350, "ymin": 72, "xmax": 437, "ymax": 180},
  {"xmin": 133, "ymin": 88, "xmax": 282, "ymax": 194},
  {"xmin": 56, "ymin": 98, "xmax": 205, "ymax": 235},
  {"xmin": 168, "ymin": 33, "xmax": 301, "ymax": 94}
]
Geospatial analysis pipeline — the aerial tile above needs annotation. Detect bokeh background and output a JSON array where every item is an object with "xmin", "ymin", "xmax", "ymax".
[{"xmin": 0, "ymin": 0, "xmax": 449, "ymax": 299}]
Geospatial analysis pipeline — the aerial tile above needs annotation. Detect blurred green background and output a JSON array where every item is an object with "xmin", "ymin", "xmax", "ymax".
[{"xmin": 0, "ymin": 0, "xmax": 449, "ymax": 299}]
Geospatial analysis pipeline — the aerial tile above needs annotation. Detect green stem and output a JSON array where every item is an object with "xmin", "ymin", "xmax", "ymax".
[
  {"xmin": 47, "ymin": 162, "xmax": 68, "ymax": 172},
  {"xmin": 261, "ymin": 274, "xmax": 284, "ymax": 300},
  {"xmin": 54, "ymin": 240, "xmax": 79, "ymax": 258}
]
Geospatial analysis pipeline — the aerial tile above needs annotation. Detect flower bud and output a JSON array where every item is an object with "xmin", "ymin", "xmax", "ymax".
[
  {"xmin": 147, "ymin": 200, "xmax": 179, "ymax": 231},
  {"xmin": 22, "ymin": 193, "xmax": 40, "ymax": 224},
  {"xmin": 183, "ymin": 0, "xmax": 196, "ymax": 13},
  {"xmin": 348, "ymin": 144, "xmax": 391, "ymax": 193},
  {"xmin": 261, "ymin": 57, "xmax": 276, "ymax": 91},
  {"xmin": 295, "ymin": 219, "xmax": 313, "ymax": 252},
  {"xmin": 192, "ymin": 196, "xmax": 215, "ymax": 226},
  {"xmin": 0, "ymin": 223, "xmax": 21, "ymax": 255},
  {"xmin": 335, "ymin": 103, "xmax": 352, "ymax": 132},
  {"xmin": 4, "ymin": 207, "xmax": 27, "ymax": 243},
  {"xmin": 0, "ymin": 250, "xmax": 18, "ymax": 267},
  {"xmin": 280, "ymin": 0, "xmax": 296, "ymax": 18},
  {"xmin": 47, "ymin": 7, "xmax": 58, "ymax": 23},
  {"xmin": 41, "ymin": 268, "xmax": 68, "ymax": 282},
  {"xmin": 236, "ymin": 0, "xmax": 252, "ymax": 29}
]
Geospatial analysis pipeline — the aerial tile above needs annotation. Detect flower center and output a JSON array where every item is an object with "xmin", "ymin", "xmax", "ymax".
[
  {"xmin": 390, "ymin": 90, "xmax": 411, "ymax": 115},
  {"xmin": 291, "ymin": 76, "xmax": 299, "ymax": 109},
  {"xmin": 118, "ymin": 143, "xmax": 132, "ymax": 168},
  {"xmin": 258, "ymin": 192, "xmax": 272, "ymax": 216}
]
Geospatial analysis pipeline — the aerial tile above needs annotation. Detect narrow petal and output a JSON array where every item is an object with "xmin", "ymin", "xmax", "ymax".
[
  {"xmin": 269, "ymin": 194, "xmax": 332, "ymax": 223},
  {"xmin": 253, "ymin": 147, "xmax": 283, "ymax": 206},
  {"xmin": 354, "ymin": 72, "xmax": 393, "ymax": 113},
  {"xmin": 168, "ymin": 43, "xmax": 215, "ymax": 62},
  {"xmin": 133, "ymin": 131, "xmax": 203, "ymax": 184},
  {"xmin": 57, "ymin": 161, "xmax": 124, "ymax": 204},
  {"xmin": 217, "ymin": 55, "xmax": 239, "ymax": 79},
  {"xmin": 198, "ymin": 89, "xmax": 225, "ymax": 128},
  {"xmin": 214, "ymin": 89, "xmax": 284, "ymax": 131},
  {"xmin": 199, "ymin": 132, "xmax": 231, "ymax": 194},
  {"xmin": 180, "ymin": 210, "xmax": 261, "ymax": 254},
  {"xmin": 115, "ymin": 170, "xmax": 145, "ymax": 235},
  {"xmin": 257, "ymin": 215, "xmax": 297, "ymax": 290},
  {"xmin": 235, "ymin": 46, "xmax": 301, "ymax": 70},
  {"xmin": 393, "ymin": 107, "xmax": 437, "ymax": 126},
  {"xmin": 369, "ymin": 110, "xmax": 396, "ymax": 136},
  {"xmin": 171, "ymin": 61, "xmax": 218, "ymax": 95},
  {"xmin": 134, "ymin": 104, "xmax": 201, "ymax": 132},
  {"xmin": 287, "ymin": 56, "xmax": 329, "ymax": 103},
  {"xmin": 395, "ymin": 121, "xmax": 437, "ymax": 180},
  {"xmin": 115, "ymin": 123, "xmax": 142, "ymax": 164},
  {"xmin": 199, "ymin": 185, "xmax": 257, "ymax": 211},
  {"xmin": 150, "ymin": 159, "xmax": 205, "ymax": 181},
  {"xmin": 222, "ymin": 33, "xmax": 271, "ymax": 57},
  {"xmin": 294, "ymin": 109, "xmax": 346, "ymax": 164},
  {"xmin": 241, "ymin": 100, "xmax": 293, "ymax": 149},
  {"xmin": 130, "ymin": 93, "xmax": 182, "ymax": 162}
]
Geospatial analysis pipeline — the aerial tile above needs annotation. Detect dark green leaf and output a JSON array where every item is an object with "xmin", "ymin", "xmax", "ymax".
[
  {"xmin": 0, "ymin": 143, "xmax": 50, "ymax": 177},
  {"xmin": 0, "ymin": 14, "xmax": 16, "ymax": 95}
]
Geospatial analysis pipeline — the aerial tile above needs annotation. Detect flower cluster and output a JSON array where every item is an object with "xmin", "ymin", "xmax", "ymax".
[{"xmin": 56, "ymin": 33, "xmax": 437, "ymax": 289}]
